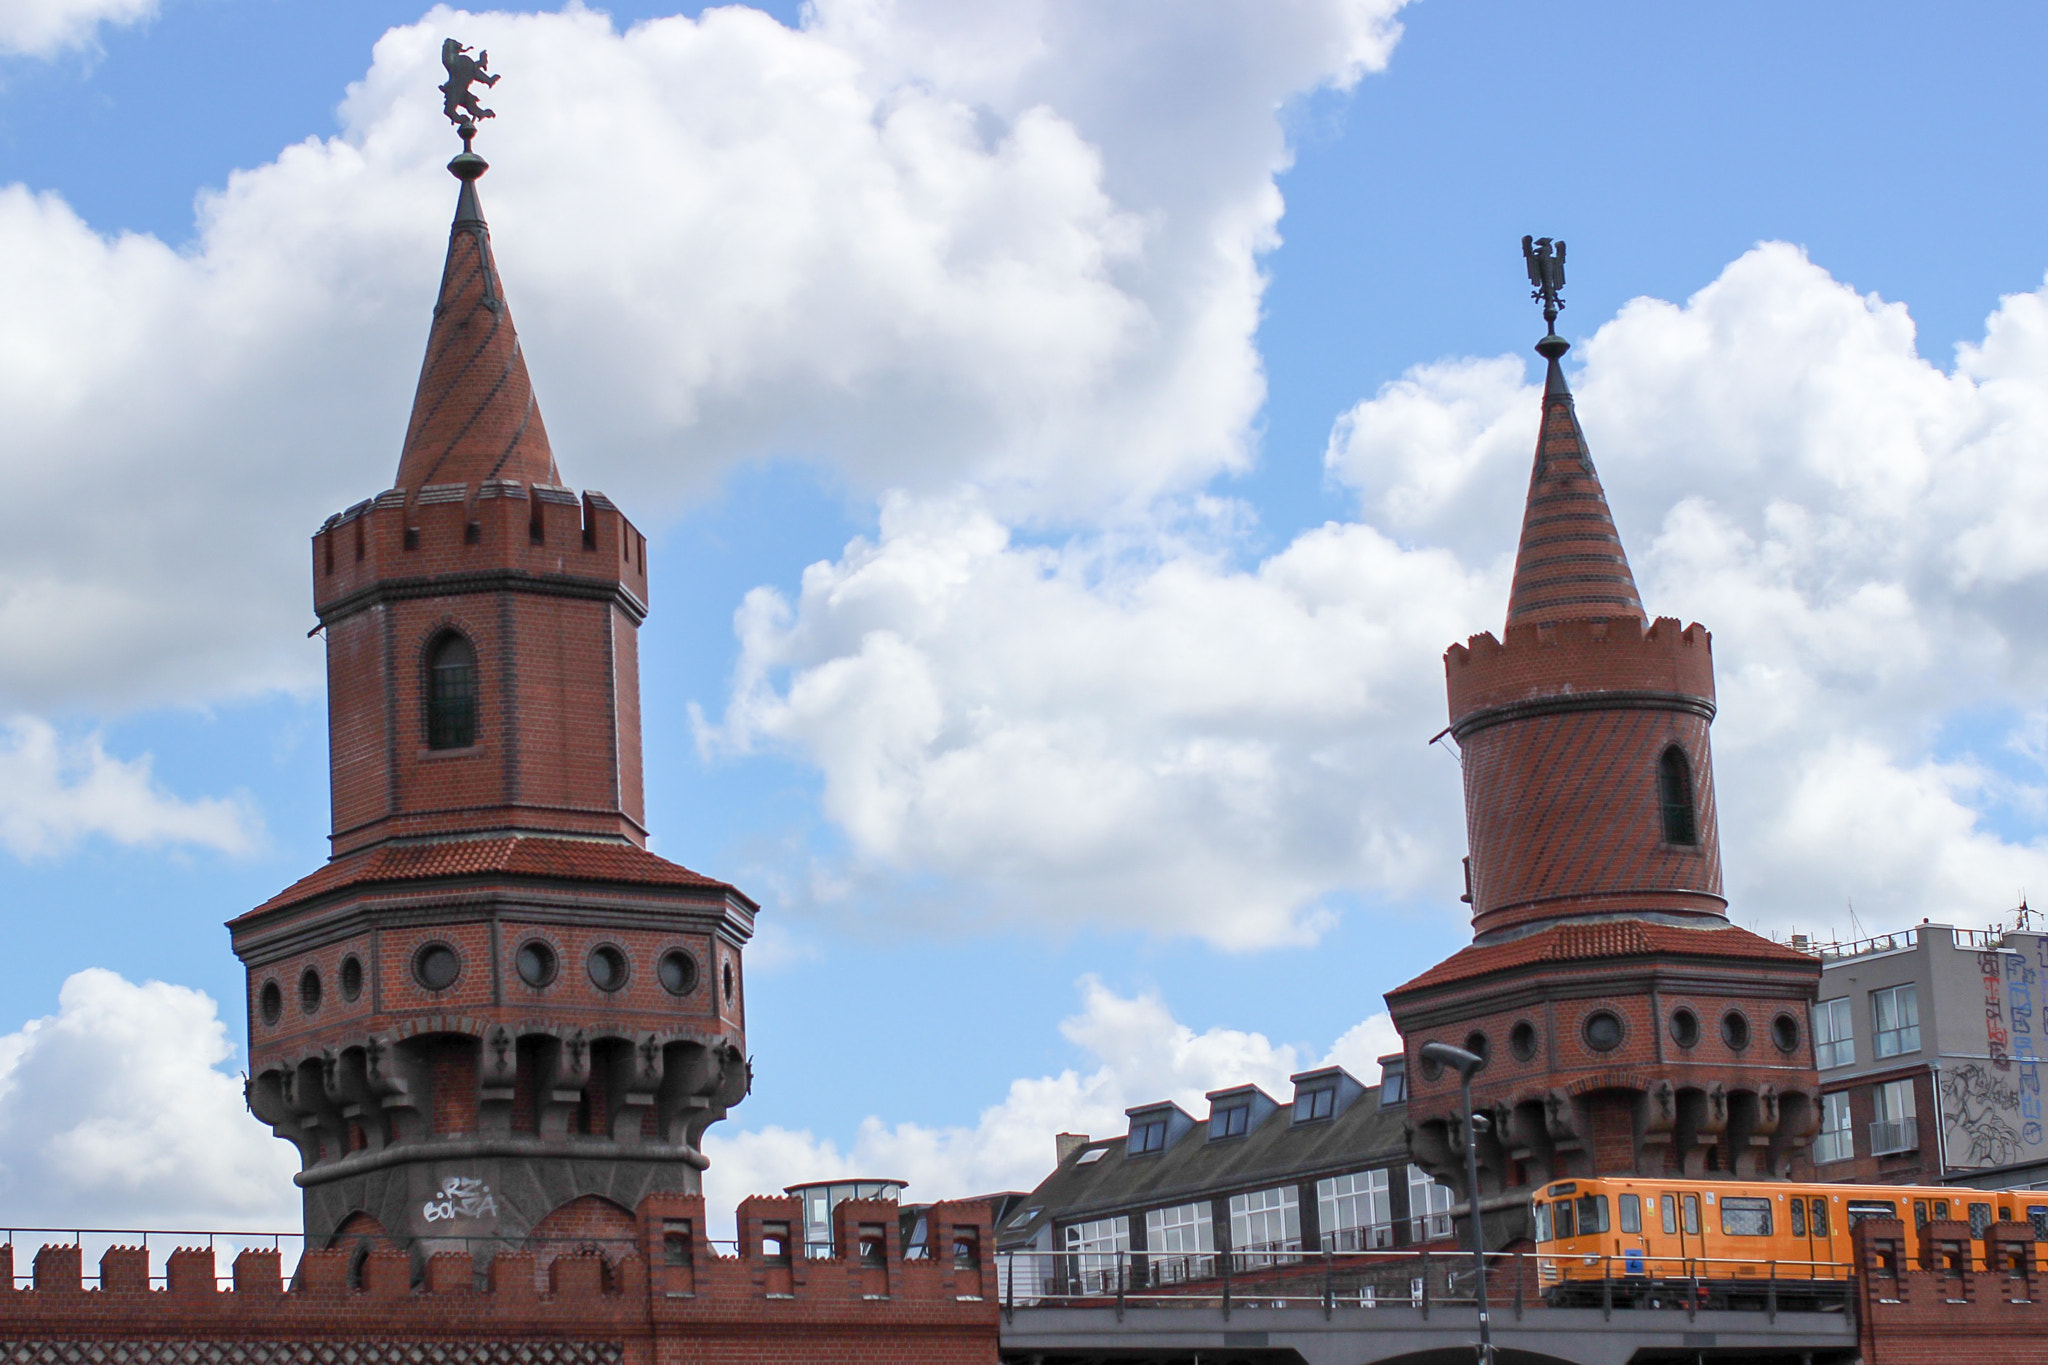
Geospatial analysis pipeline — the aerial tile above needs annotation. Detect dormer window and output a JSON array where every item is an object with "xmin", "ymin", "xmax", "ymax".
[
  {"xmin": 1294, "ymin": 1087, "xmax": 1336, "ymax": 1123},
  {"xmin": 1210, "ymin": 1104, "xmax": 1250, "ymax": 1140},
  {"xmin": 1658, "ymin": 745, "xmax": 1698, "ymax": 845},
  {"xmin": 426, "ymin": 632, "xmax": 478, "ymax": 749},
  {"xmin": 1128, "ymin": 1118, "xmax": 1168, "ymax": 1155},
  {"xmin": 1379, "ymin": 1061, "xmax": 1407, "ymax": 1106}
]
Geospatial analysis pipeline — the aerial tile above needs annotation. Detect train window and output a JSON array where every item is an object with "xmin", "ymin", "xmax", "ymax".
[
  {"xmin": 1577, "ymin": 1195, "xmax": 1610, "ymax": 1235},
  {"xmin": 1970, "ymin": 1203, "xmax": 1992, "ymax": 1238},
  {"xmin": 1848, "ymin": 1200, "xmax": 1897, "ymax": 1226},
  {"xmin": 1683, "ymin": 1195, "xmax": 1701, "ymax": 1237},
  {"xmin": 2000, "ymin": 1206, "xmax": 2013, "ymax": 1224},
  {"xmin": 1721, "ymin": 1197, "xmax": 1774, "ymax": 1236},
  {"xmin": 1533, "ymin": 1201, "xmax": 1551, "ymax": 1242},
  {"xmin": 1811, "ymin": 1199, "xmax": 1829, "ymax": 1237},
  {"xmin": 1619, "ymin": 1194, "xmax": 1641, "ymax": 1234},
  {"xmin": 1790, "ymin": 1198, "xmax": 1806, "ymax": 1237},
  {"xmin": 1913, "ymin": 1201, "xmax": 1928, "ymax": 1227},
  {"xmin": 1932, "ymin": 1200, "xmax": 1950, "ymax": 1222},
  {"xmin": 1661, "ymin": 1195, "xmax": 1677, "ymax": 1235},
  {"xmin": 1555, "ymin": 1200, "xmax": 1576, "ymax": 1239},
  {"xmin": 2027, "ymin": 1206, "xmax": 2048, "ymax": 1240}
]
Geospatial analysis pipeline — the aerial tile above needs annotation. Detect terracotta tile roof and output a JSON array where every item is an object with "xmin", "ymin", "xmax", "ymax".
[
  {"xmin": 1389, "ymin": 918, "xmax": 1816, "ymax": 996},
  {"xmin": 237, "ymin": 836, "xmax": 735, "ymax": 921}
]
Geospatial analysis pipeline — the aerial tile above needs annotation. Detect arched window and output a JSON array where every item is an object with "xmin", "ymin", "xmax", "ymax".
[
  {"xmin": 1658, "ymin": 745, "xmax": 1697, "ymax": 846},
  {"xmin": 426, "ymin": 632, "xmax": 478, "ymax": 750}
]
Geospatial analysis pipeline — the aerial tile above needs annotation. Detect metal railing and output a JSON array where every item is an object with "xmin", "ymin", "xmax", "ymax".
[
  {"xmin": 994, "ymin": 1248, "xmax": 1859, "ymax": 1323},
  {"xmin": 1870, "ymin": 1119, "xmax": 1917, "ymax": 1155}
]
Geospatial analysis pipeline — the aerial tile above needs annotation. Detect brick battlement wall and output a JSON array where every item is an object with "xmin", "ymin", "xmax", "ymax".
[
  {"xmin": 0, "ymin": 1195, "xmax": 996, "ymax": 1365},
  {"xmin": 1852, "ymin": 1217, "xmax": 2048, "ymax": 1364},
  {"xmin": 1445, "ymin": 616, "xmax": 1714, "ymax": 721}
]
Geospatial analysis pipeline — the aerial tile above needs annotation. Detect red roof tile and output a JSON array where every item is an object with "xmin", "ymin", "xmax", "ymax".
[
  {"xmin": 1389, "ymin": 919, "xmax": 1815, "ymax": 995},
  {"xmin": 237, "ymin": 836, "xmax": 734, "ymax": 921}
]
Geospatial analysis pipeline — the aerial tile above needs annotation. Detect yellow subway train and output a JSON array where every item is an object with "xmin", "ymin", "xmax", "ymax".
[{"xmin": 1531, "ymin": 1176, "xmax": 2048, "ymax": 1308}]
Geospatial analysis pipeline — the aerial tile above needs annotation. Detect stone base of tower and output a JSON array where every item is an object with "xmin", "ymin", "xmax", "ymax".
[{"xmin": 1388, "ymin": 919, "xmax": 1823, "ymax": 1245}]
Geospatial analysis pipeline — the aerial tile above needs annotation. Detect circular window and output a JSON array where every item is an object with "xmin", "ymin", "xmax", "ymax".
[
  {"xmin": 1669, "ymin": 1008, "xmax": 1700, "ymax": 1048},
  {"xmin": 1722, "ymin": 1011, "xmax": 1750, "ymax": 1051},
  {"xmin": 658, "ymin": 949, "xmax": 699, "ymax": 997},
  {"xmin": 588, "ymin": 945, "xmax": 629, "ymax": 992},
  {"xmin": 1772, "ymin": 1013, "xmax": 1800, "ymax": 1053},
  {"xmin": 299, "ymin": 968, "xmax": 322, "ymax": 1016},
  {"xmin": 723, "ymin": 960, "xmax": 736, "ymax": 1004},
  {"xmin": 259, "ymin": 980, "xmax": 283, "ymax": 1026},
  {"xmin": 339, "ymin": 956, "xmax": 363, "ymax": 1002},
  {"xmin": 516, "ymin": 940, "xmax": 558, "ymax": 988},
  {"xmin": 1419, "ymin": 1046, "xmax": 1444, "ymax": 1082},
  {"xmin": 413, "ymin": 943, "xmax": 460, "ymax": 992},
  {"xmin": 1583, "ymin": 1011, "xmax": 1623, "ymax": 1053},
  {"xmin": 1509, "ymin": 1021, "xmax": 1537, "ymax": 1061},
  {"xmin": 1464, "ymin": 1031, "xmax": 1489, "ymax": 1062}
]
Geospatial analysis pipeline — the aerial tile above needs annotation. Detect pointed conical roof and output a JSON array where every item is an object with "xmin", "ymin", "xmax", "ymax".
[
  {"xmin": 1504, "ymin": 334, "xmax": 1645, "ymax": 628},
  {"xmin": 392, "ymin": 148, "xmax": 560, "ymax": 495}
]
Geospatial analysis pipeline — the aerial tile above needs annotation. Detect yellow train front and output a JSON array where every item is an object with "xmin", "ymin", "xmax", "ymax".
[{"xmin": 1530, "ymin": 1177, "xmax": 2048, "ymax": 1309}]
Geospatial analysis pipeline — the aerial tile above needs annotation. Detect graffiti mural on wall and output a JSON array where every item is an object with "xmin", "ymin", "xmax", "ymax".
[{"xmin": 1943, "ymin": 947, "xmax": 2048, "ymax": 1168}]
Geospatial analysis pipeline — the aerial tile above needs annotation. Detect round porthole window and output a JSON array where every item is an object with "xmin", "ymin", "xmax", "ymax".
[
  {"xmin": 1583, "ymin": 1010, "xmax": 1623, "ymax": 1053},
  {"xmin": 339, "ymin": 956, "xmax": 363, "ymax": 1002},
  {"xmin": 1509, "ymin": 1021, "xmax": 1537, "ymax": 1061},
  {"xmin": 413, "ymin": 943, "xmax": 460, "ymax": 992},
  {"xmin": 1464, "ymin": 1031, "xmax": 1489, "ymax": 1062},
  {"xmin": 516, "ymin": 940, "xmax": 557, "ymax": 989},
  {"xmin": 1419, "ymin": 1046, "xmax": 1444, "ymax": 1082},
  {"xmin": 259, "ymin": 980, "xmax": 283, "ymax": 1026},
  {"xmin": 658, "ymin": 949, "xmax": 698, "ymax": 997},
  {"xmin": 1772, "ymin": 1013, "xmax": 1800, "ymax": 1053},
  {"xmin": 588, "ymin": 945, "xmax": 628, "ymax": 992},
  {"xmin": 299, "ymin": 968, "xmax": 322, "ymax": 1016},
  {"xmin": 1722, "ymin": 1011, "xmax": 1750, "ymax": 1051},
  {"xmin": 1669, "ymin": 1008, "xmax": 1700, "ymax": 1048},
  {"xmin": 722, "ymin": 960, "xmax": 735, "ymax": 1004}
]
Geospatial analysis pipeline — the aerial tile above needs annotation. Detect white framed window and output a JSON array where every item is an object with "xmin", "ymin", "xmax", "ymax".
[
  {"xmin": 1813, "ymin": 998, "xmax": 1854, "ymax": 1069},
  {"xmin": 1408, "ymin": 1164, "xmax": 1454, "ymax": 1241},
  {"xmin": 1873, "ymin": 983, "xmax": 1920, "ymax": 1058},
  {"xmin": 1062, "ymin": 1216, "xmax": 1128, "ymax": 1295},
  {"xmin": 1143, "ymin": 1202, "xmax": 1214, "ymax": 1284},
  {"xmin": 1871, "ymin": 1078, "xmax": 1918, "ymax": 1155},
  {"xmin": 1814, "ymin": 1091, "xmax": 1854, "ymax": 1164},
  {"xmin": 1228, "ymin": 1186, "xmax": 1301, "ymax": 1265},
  {"xmin": 1317, "ymin": 1169, "xmax": 1393, "ymax": 1250}
]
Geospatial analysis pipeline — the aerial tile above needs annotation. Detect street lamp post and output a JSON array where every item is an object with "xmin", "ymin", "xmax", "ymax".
[{"xmin": 1421, "ymin": 1041, "xmax": 1493, "ymax": 1365}]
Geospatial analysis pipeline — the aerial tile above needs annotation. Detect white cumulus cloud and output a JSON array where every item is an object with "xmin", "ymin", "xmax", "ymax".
[
  {"xmin": 0, "ymin": 716, "xmax": 259, "ymax": 858},
  {"xmin": 0, "ymin": 0, "xmax": 155, "ymax": 58},
  {"xmin": 703, "ymin": 976, "xmax": 1398, "ymax": 1231},
  {"xmin": 0, "ymin": 969, "xmax": 299, "ymax": 1229}
]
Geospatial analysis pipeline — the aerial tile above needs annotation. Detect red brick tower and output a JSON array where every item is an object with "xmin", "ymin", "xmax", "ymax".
[
  {"xmin": 1385, "ymin": 275, "xmax": 1820, "ymax": 1238},
  {"xmin": 229, "ymin": 129, "xmax": 754, "ymax": 1255}
]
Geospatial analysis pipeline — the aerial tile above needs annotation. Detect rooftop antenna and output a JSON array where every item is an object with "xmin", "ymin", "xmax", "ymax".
[{"xmin": 1522, "ymin": 235, "xmax": 1567, "ymax": 337}]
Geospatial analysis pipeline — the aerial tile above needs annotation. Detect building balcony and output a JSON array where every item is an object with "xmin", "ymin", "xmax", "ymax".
[{"xmin": 1869, "ymin": 1120, "xmax": 1917, "ymax": 1156}]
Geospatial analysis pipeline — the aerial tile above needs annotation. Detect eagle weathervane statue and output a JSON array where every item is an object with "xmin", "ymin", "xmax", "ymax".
[{"xmin": 1522, "ymin": 233, "xmax": 1567, "ymax": 335}]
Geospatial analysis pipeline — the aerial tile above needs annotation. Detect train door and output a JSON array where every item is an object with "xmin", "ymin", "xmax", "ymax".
[
  {"xmin": 1616, "ymin": 1192, "xmax": 1648, "ymax": 1281},
  {"xmin": 1657, "ymin": 1190, "xmax": 1702, "ymax": 1283},
  {"xmin": 1787, "ymin": 1192, "xmax": 1830, "ymax": 1283}
]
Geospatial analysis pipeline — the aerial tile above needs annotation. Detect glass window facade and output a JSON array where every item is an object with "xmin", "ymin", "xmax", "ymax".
[
  {"xmin": 1407, "ymin": 1164, "xmax": 1454, "ymax": 1241},
  {"xmin": 1814, "ymin": 997, "xmax": 1854, "ymax": 1069},
  {"xmin": 1062, "ymin": 1215, "xmax": 1129, "ymax": 1295},
  {"xmin": 1872, "ymin": 1077, "xmax": 1918, "ymax": 1154},
  {"xmin": 1814, "ymin": 1091, "xmax": 1854, "ymax": 1164},
  {"xmin": 1227, "ymin": 1186, "xmax": 1300, "ymax": 1264},
  {"xmin": 1143, "ymin": 1202, "xmax": 1214, "ymax": 1283},
  {"xmin": 1873, "ymin": 983, "xmax": 1921, "ymax": 1058},
  {"xmin": 1316, "ymin": 1169, "xmax": 1392, "ymax": 1251}
]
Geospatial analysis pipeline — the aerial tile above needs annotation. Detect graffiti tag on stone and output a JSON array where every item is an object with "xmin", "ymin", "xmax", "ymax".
[{"xmin": 423, "ymin": 1175, "xmax": 500, "ymax": 1223}]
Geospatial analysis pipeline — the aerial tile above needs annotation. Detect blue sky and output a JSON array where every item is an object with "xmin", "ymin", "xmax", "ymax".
[{"xmin": 6, "ymin": 0, "xmax": 2048, "ymax": 1225}]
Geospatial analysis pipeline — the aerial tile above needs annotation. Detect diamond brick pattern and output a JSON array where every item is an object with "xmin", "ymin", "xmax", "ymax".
[
  {"xmin": 1505, "ymin": 359, "xmax": 1643, "ymax": 629},
  {"xmin": 0, "ymin": 1343, "xmax": 620, "ymax": 1365}
]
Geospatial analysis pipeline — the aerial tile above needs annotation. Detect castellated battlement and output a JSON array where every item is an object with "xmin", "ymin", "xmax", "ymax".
[
  {"xmin": 1445, "ymin": 614, "xmax": 1714, "ymax": 725},
  {"xmin": 0, "ymin": 1194, "xmax": 998, "ymax": 1359},
  {"xmin": 313, "ymin": 481, "xmax": 650, "ymax": 622}
]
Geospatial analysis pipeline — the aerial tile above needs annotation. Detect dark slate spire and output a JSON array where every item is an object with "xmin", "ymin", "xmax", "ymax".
[{"xmin": 392, "ymin": 128, "xmax": 560, "ymax": 495}]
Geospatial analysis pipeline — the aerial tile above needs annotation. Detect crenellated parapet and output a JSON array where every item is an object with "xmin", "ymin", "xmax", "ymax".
[
  {"xmin": 1445, "ymin": 616, "xmax": 1715, "ymax": 731},
  {"xmin": 0, "ymin": 1195, "xmax": 999, "ymax": 1362}
]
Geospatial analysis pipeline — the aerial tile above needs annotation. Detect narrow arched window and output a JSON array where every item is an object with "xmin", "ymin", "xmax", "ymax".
[
  {"xmin": 1658, "ymin": 745, "xmax": 1697, "ymax": 846},
  {"xmin": 426, "ymin": 632, "xmax": 478, "ymax": 750}
]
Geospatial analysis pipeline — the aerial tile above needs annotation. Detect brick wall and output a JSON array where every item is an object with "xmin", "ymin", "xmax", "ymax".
[
  {"xmin": 0, "ymin": 1195, "xmax": 996, "ymax": 1365},
  {"xmin": 1852, "ymin": 1216, "xmax": 2048, "ymax": 1363}
]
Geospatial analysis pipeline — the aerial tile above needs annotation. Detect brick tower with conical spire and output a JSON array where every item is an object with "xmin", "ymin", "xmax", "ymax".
[
  {"xmin": 229, "ymin": 120, "xmax": 754, "ymax": 1258},
  {"xmin": 1385, "ymin": 247, "xmax": 1821, "ymax": 1243}
]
